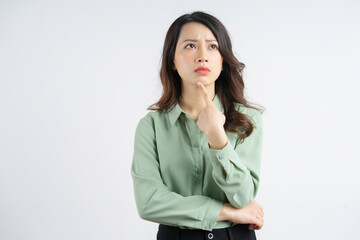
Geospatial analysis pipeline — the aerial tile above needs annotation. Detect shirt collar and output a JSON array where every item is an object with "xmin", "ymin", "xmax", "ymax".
[{"xmin": 168, "ymin": 94, "xmax": 224, "ymax": 127}]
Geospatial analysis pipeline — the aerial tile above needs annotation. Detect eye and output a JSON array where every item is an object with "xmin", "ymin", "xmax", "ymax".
[
  {"xmin": 185, "ymin": 43, "xmax": 196, "ymax": 49},
  {"xmin": 210, "ymin": 44, "xmax": 218, "ymax": 50}
]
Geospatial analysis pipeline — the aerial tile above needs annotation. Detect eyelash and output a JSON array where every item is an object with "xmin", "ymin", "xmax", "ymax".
[{"xmin": 185, "ymin": 44, "xmax": 218, "ymax": 50}]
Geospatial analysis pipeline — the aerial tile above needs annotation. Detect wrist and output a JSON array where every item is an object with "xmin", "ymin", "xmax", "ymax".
[
  {"xmin": 207, "ymin": 125, "xmax": 225, "ymax": 139},
  {"xmin": 217, "ymin": 203, "xmax": 233, "ymax": 222},
  {"xmin": 207, "ymin": 129, "xmax": 228, "ymax": 150},
  {"xmin": 209, "ymin": 139, "xmax": 228, "ymax": 150}
]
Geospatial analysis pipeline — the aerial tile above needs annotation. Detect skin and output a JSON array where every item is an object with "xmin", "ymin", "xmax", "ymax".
[{"xmin": 173, "ymin": 22, "xmax": 264, "ymax": 230}]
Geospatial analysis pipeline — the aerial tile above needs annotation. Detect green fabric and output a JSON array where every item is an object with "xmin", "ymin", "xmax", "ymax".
[{"xmin": 130, "ymin": 94, "xmax": 263, "ymax": 231}]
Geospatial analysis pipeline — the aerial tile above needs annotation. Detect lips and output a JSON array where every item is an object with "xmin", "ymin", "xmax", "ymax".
[{"xmin": 195, "ymin": 66, "xmax": 210, "ymax": 72}]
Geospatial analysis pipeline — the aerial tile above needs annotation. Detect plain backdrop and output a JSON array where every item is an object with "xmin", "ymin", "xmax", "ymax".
[{"xmin": 1, "ymin": 0, "xmax": 359, "ymax": 239}]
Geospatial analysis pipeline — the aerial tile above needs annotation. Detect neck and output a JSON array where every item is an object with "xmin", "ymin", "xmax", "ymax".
[{"xmin": 178, "ymin": 81, "xmax": 215, "ymax": 119}]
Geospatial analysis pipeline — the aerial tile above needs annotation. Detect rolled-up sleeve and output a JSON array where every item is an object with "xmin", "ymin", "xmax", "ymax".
[
  {"xmin": 130, "ymin": 115, "xmax": 223, "ymax": 231},
  {"xmin": 208, "ymin": 110, "xmax": 263, "ymax": 208}
]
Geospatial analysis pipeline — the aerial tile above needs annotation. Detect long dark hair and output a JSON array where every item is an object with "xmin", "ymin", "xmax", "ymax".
[{"xmin": 148, "ymin": 11, "xmax": 264, "ymax": 142}]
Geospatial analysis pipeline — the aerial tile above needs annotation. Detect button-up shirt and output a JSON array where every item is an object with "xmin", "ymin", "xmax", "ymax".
[{"xmin": 130, "ymin": 94, "xmax": 263, "ymax": 231}]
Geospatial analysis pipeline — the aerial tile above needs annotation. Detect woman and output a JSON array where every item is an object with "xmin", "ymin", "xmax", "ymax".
[{"xmin": 131, "ymin": 11, "xmax": 265, "ymax": 240}]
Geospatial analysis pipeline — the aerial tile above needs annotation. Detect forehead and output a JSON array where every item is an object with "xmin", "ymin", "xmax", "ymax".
[{"xmin": 177, "ymin": 22, "xmax": 216, "ymax": 41}]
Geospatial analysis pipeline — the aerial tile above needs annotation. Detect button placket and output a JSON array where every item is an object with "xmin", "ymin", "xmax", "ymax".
[
  {"xmin": 185, "ymin": 119, "xmax": 203, "ymax": 193},
  {"xmin": 190, "ymin": 121, "xmax": 201, "ymax": 164}
]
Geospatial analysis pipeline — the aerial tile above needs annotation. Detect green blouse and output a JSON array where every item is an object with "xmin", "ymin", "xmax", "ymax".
[{"xmin": 130, "ymin": 94, "xmax": 263, "ymax": 231}]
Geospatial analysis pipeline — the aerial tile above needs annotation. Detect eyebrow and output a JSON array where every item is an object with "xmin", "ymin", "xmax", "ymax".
[{"xmin": 182, "ymin": 39, "xmax": 218, "ymax": 43}]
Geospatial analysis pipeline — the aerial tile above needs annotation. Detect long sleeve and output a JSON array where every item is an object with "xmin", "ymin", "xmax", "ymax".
[
  {"xmin": 208, "ymin": 110, "xmax": 263, "ymax": 208},
  {"xmin": 130, "ymin": 116, "xmax": 223, "ymax": 231}
]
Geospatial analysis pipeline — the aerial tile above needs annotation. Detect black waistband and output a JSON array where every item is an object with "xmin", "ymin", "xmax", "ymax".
[{"xmin": 158, "ymin": 223, "xmax": 256, "ymax": 240}]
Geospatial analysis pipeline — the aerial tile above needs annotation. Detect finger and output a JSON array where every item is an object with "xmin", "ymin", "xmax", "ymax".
[
  {"xmin": 196, "ymin": 82, "xmax": 212, "ymax": 106},
  {"xmin": 259, "ymin": 206, "xmax": 264, "ymax": 217},
  {"xmin": 251, "ymin": 224, "xmax": 258, "ymax": 229},
  {"xmin": 255, "ymin": 217, "xmax": 263, "ymax": 230},
  {"xmin": 258, "ymin": 208, "xmax": 264, "ymax": 218},
  {"xmin": 249, "ymin": 224, "xmax": 259, "ymax": 230},
  {"xmin": 254, "ymin": 216, "xmax": 262, "ymax": 228}
]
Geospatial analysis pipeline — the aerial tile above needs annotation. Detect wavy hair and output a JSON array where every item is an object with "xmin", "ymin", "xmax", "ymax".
[{"xmin": 148, "ymin": 11, "xmax": 264, "ymax": 142}]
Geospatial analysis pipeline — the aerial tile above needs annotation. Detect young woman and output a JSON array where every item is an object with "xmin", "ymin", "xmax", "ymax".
[{"xmin": 131, "ymin": 11, "xmax": 265, "ymax": 240}]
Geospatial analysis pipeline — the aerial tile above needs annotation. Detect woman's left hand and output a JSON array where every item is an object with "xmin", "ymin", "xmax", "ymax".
[{"xmin": 196, "ymin": 82, "xmax": 228, "ymax": 149}]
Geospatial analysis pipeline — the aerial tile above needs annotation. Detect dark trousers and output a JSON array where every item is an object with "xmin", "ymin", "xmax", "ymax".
[{"xmin": 157, "ymin": 223, "xmax": 257, "ymax": 240}]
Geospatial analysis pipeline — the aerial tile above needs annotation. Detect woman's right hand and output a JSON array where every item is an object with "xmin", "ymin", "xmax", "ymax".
[{"xmin": 225, "ymin": 200, "xmax": 264, "ymax": 230}]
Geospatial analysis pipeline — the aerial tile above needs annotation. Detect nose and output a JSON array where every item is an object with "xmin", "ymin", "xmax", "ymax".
[
  {"xmin": 195, "ymin": 45, "xmax": 208, "ymax": 63},
  {"xmin": 196, "ymin": 57, "xmax": 208, "ymax": 63}
]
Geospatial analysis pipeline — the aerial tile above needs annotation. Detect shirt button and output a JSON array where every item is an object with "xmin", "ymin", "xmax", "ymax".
[
  {"xmin": 218, "ymin": 154, "xmax": 224, "ymax": 160},
  {"xmin": 208, "ymin": 233, "xmax": 214, "ymax": 239},
  {"xmin": 196, "ymin": 168, "xmax": 201, "ymax": 174},
  {"xmin": 194, "ymin": 143, "xmax": 199, "ymax": 148}
]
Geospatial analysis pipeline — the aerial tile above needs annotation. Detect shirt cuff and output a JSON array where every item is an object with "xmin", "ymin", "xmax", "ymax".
[
  {"xmin": 207, "ymin": 140, "xmax": 239, "ymax": 181},
  {"xmin": 200, "ymin": 198, "xmax": 223, "ymax": 231}
]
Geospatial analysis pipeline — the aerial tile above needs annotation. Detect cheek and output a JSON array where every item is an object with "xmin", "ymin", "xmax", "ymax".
[
  {"xmin": 215, "ymin": 53, "xmax": 223, "ymax": 62},
  {"xmin": 176, "ymin": 53, "xmax": 192, "ymax": 67},
  {"xmin": 212, "ymin": 54, "xmax": 223, "ymax": 70}
]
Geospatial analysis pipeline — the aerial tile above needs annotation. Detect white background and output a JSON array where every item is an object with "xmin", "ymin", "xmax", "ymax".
[{"xmin": 1, "ymin": 0, "xmax": 359, "ymax": 239}]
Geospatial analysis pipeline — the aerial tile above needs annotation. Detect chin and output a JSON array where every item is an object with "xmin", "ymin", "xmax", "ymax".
[{"xmin": 196, "ymin": 79, "xmax": 215, "ymax": 85}]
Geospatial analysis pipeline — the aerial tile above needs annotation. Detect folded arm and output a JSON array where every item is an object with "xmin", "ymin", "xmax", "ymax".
[
  {"xmin": 130, "ymin": 116, "xmax": 223, "ymax": 231},
  {"xmin": 207, "ymin": 111, "xmax": 263, "ymax": 208}
]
